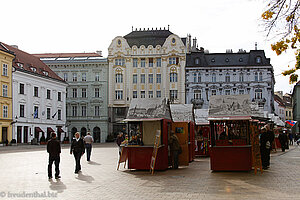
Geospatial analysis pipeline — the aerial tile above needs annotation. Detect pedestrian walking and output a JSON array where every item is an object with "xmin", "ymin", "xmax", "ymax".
[
  {"xmin": 83, "ymin": 132, "xmax": 94, "ymax": 161},
  {"xmin": 70, "ymin": 132, "xmax": 85, "ymax": 174},
  {"xmin": 47, "ymin": 132, "xmax": 61, "ymax": 179},
  {"xmin": 289, "ymin": 132, "xmax": 294, "ymax": 145},
  {"xmin": 169, "ymin": 131, "xmax": 182, "ymax": 169},
  {"xmin": 260, "ymin": 124, "xmax": 274, "ymax": 170}
]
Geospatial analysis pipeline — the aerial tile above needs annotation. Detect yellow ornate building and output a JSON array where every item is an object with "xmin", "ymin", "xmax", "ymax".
[{"xmin": 0, "ymin": 43, "xmax": 15, "ymax": 143}]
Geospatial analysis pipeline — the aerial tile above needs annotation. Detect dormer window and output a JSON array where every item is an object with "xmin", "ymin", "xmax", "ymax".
[
  {"xmin": 17, "ymin": 63, "xmax": 23, "ymax": 68},
  {"xmin": 31, "ymin": 67, "xmax": 36, "ymax": 72},
  {"xmin": 256, "ymin": 56, "xmax": 262, "ymax": 64},
  {"xmin": 195, "ymin": 58, "xmax": 200, "ymax": 65},
  {"xmin": 225, "ymin": 58, "xmax": 229, "ymax": 62},
  {"xmin": 43, "ymin": 71, "xmax": 49, "ymax": 76}
]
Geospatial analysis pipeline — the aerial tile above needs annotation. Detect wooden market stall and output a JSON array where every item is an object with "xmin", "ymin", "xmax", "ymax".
[
  {"xmin": 121, "ymin": 98, "xmax": 172, "ymax": 170},
  {"xmin": 194, "ymin": 109, "xmax": 210, "ymax": 156},
  {"xmin": 208, "ymin": 94, "xmax": 264, "ymax": 171},
  {"xmin": 170, "ymin": 104, "xmax": 195, "ymax": 164}
]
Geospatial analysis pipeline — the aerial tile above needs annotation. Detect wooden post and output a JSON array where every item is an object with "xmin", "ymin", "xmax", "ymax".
[{"xmin": 150, "ymin": 130, "xmax": 161, "ymax": 175}]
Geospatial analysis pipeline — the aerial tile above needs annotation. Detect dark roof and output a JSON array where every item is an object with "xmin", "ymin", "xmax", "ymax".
[
  {"xmin": 186, "ymin": 50, "xmax": 271, "ymax": 67},
  {"xmin": 0, "ymin": 43, "xmax": 15, "ymax": 56},
  {"xmin": 124, "ymin": 29, "xmax": 173, "ymax": 47},
  {"xmin": 1, "ymin": 42, "xmax": 64, "ymax": 82},
  {"xmin": 274, "ymin": 95, "xmax": 285, "ymax": 107}
]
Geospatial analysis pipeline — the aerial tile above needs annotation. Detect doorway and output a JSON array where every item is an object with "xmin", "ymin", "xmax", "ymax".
[{"xmin": 93, "ymin": 127, "xmax": 101, "ymax": 143}]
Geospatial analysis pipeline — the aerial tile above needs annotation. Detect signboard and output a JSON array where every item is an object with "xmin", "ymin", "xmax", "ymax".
[
  {"xmin": 150, "ymin": 130, "xmax": 161, "ymax": 175},
  {"xmin": 117, "ymin": 146, "xmax": 128, "ymax": 170},
  {"xmin": 250, "ymin": 125, "xmax": 263, "ymax": 174}
]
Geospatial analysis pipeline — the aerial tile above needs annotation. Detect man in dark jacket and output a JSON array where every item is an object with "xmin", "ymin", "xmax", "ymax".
[
  {"xmin": 47, "ymin": 132, "xmax": 61, "ymax": 179},
  {"xmin": 260, "ymin": 124, "xmax": 274, "ymax": 170},
  {"xmin": 169, "ymin": 131, "xmax": 181, "ymax": 169},
  {"xmin": 70, "ymin": 132, "xmax": 85, "ymax": 173}
]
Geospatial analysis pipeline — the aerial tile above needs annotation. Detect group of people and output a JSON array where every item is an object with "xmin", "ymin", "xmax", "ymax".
[{"xmin": 47, "ymin": 132, "xmax": 94, "ymax": 179}]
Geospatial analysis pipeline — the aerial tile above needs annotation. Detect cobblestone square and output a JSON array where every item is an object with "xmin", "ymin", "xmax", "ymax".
[{"xmin": 0, "ymin": 144, "xmax": 300, "ymax": 200}]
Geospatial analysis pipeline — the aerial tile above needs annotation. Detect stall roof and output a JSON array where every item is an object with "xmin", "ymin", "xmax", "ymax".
[
  {"xmin": 194, "ymin": 109, "xmax": 209, "ymax": 125},
  {"xmin": 170, "ymin": 104, "xmax": 194, "ymax": 122},
  {"xmin": 126, "ymin": 98, "xmax": 172, "ymax": 120},
  {"xmin": 208, "ymin": 94, "xmax": 263, "ymax": 120}
]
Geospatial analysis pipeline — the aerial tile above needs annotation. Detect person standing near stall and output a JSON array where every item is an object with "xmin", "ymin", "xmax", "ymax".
[
  {"xmin": 70, "ymin": 132, "xmax": 85, "ymax": 173},
  {"xmin": 169, "ymin": 131, "xmax": 181, "ymax": 169},
  {"xmin": 84, "ymin": 132, "xmax": 94, "ymax": 161}
]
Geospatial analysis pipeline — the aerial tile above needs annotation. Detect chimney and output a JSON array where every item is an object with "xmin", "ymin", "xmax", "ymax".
[
  {"xmin": 11, "ymin": 45, "xmax": 18, "ymax": 49},
  {"xmin": 96, "ymin": 51, "xmax": 102, "ymax": 56}
]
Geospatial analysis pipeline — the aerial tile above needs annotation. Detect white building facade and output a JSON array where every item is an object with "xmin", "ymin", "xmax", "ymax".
[
  {"xmin": 2, "ymin": 44, "xmax": 68, "ymax": 143},
  {"xmin": 186, "ymin": 49, "xmax": 275, "ymax": 113},
  {"xmin": 107, "ymin": 28, "xmax": 188, "ymax": 136}
]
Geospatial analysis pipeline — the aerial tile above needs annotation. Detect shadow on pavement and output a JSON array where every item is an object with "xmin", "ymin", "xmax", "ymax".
[
  {"xmin": 87, "ymin": 161, "xmax": 101, "ymax": 165},
  {"xmin": 75, "ymin": 172, "xmax": 94, "ymax": 183},
  {"xmin": 48, "ymin": 179, "xmax": 67, "ymax": 193}
]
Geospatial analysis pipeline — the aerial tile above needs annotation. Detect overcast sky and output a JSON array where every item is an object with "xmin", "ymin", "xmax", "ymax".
[{"xmin": 1, "ymin": 0, "xmax": 297, "ymax": 94}]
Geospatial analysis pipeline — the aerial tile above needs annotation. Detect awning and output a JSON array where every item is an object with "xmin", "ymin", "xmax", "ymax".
[
  {"xmin": 208, "ymin": 116, "xmax": 252, "ymax": 121},
  {"xmin": 35, "ymin": 127, "xmax": 44, "ymax": 133},
  {"xmin": 57, "ymin": 127, "xmax": 65, "ymax": 133},
  {"xmin": 47, "ymin": 127, "xmax": 55, "ymax": 133},
  {"xmin": 123, "ymin": 118, "xmax": 164, "ymax": 122}
]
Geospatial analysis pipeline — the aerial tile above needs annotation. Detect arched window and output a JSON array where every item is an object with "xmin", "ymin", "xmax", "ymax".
[
  {"xmin": 115, "ymin": 74, "xmax": 123, "ymax": 83},
  {"xmin": 193, "ymin": 73, "xmax": 197, "ymax": 82},
  {"xmin": 225, "ymin": 73, "xmax": 230, "ymax": 83},
  {"xmin": 195, "ymin": 58, "xmax": 200, "ymax": 65},
  {"xmin": 255, "ymin": 89, "xmax": 263, "ymax": 99},
  {"xmin": 259, "ymin": 72, "xmax": 263, "ymax": 81},
  {"xmin": 81, "ymin": 127, "xmax": 87, "ymax": 137},
  {"xmin": 254, "ymin": 72, "xmax": 258, "ymax": 81},
  {"xmin": 170, "ymin": 73, "xmax": 178, "ymax": 82},
  {"xmin": 256, "ymin": 56, "xmax": 262, "ymax": 64},
  {"xmin": 239, "ymin": 73, "xmax": 244, "ymax": 82},
  {"xmin": 212, "ymin": 73, "xmax": 216, "ymax": 82}
]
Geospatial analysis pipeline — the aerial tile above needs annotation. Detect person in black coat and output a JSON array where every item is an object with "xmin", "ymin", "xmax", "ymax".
[
  {"xmin": 260, "ymin": 124, "xmax": 274, "ymax": 170},
  {"xmin": 47, "ymin": 132, "xmax": 61, "ymax": 179},
  {"xmin": 70, "ymin": 132, "xmax": 85, "ymax": 173}
]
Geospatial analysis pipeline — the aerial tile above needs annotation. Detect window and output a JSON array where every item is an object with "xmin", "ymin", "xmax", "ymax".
[
  {"xmin": 149, "ymin": 91, "xmax": 153, "ymax": 98},
  {"xmin": 170, "ymin": 90, "xmax": 178, "ymax": 100},
  {"xmin": 198, "ymin": 74, "xmax": 201, "ymax": 82},
  {"xmin": 255, "ymin": 89, "xmax": 263, "ymax": 99},
  {"xmin": 133, "ymin": 58, "xmax": 138, "ymax": 67},
  {"xmin": 149, "ymin": 74, "xmax": 153, "ymax": 83},
  {"xmin": 20, "ymin": 104, "xmax": 25, "ymax": 117},
  {"xmin": 194, "ymin": 90, "xmax": 202, "ymax": 99},
  {"xmin": 156, "ymin": 58, "xmax": 161, "ymax": 67},
  {"xmin": 3, "ymin": 105, "xmax": 8, "ymax": 118},
  {"xmin": 31, "ymin": 67, "xmax": 36, "ymax": 72},
  {"xmin": 47, "ymin": 108, "xmax": 51, "ymax": 119},
  {"xmin": 259, "ymin": 72, "xmax": 263, "ymax": 81},
  {"xmin": 72, "ymin": 73, "xmax": 77, "ymax": 82},
  {"xmin": 212, "ymin": 73, "xmax": 216, "ymax": 82},
  {"xmin": 156, "ymin": 74, "xmax": 161, "ymax": 83},
  {"xmin": 141, "ymin": 58, "xmax": 146, "ymax": 67},
  {"xmin": 193, "ymin": 73, "xmax": 197, "ymax": 82},
  {"xmin": 256, "ymin": 56, "xmax": 262, "ymax": 64},
  {"xmin": 82, "ymin": 73, "xmax": 86, "ymax": 81},
  {"xmin": 34, "ymin": 106, "xmax": 39, "ymax": 118},
  {"xmin": 46, "ymin": 89, "xmax": 51, "ymax": 99},
  {"xmin": 58, "ymin": 110, "xmax": 61, "ymax": 120},
  {"xmin": 169, "ymin": 57, "xmax": 178, "ymax": 65},
  {"xmin": 156, "ymin": 91, "xmax": 161, "ymax": 98},
  {"xmin": 115, "ymin": 90, "xmax": 123, "ymax": 100},
  {"xmin": 95, "ymin": 106, "xmax": 100, "ymax": 116},
  {"xmin": 141, "ymin": 74, "xmax": 145, "ymax": 83},
  {"xmin": 63, "ymin": 73, "xmax": 68, "ymax": 81},
  {"xmin": 225, "ymin": 90, "xmax": 230, "ymax": 95},
  {"xmin": 195, "ymin": 58, "xmax": 200, "ymax": 65},
  {"xmin": 115, "ymin": 107, "xmax": 126, "ymax": 116},
  {"xmin": 170, "ymin": 73, "xmax": 178, "ymax": 82},
  {"xmin": 225, "ymin": 73, "xmax": 230, "ymax": 83},
  {"xmin": 2, "ymin": 85, "xmax": 8, "ymax": 97},
  {"xmin": 254, "ymin": 72, "xmax": 258, "ymax": 81},
  {"xmin": 133, "ymin": 91, "xmax": 137, "ymax": 98},
  {"xmin": 141, "ymin": 91, "xmax": 145, "ymax": 98},
  {"xmin": 82, "ymin": 106, "xmax": 87, "ymax": 117},
  {"xmin": 133, "ymin": 75, "xmax": 137, "ymax": 84},
  {"xmin": 58, "ymin": 92, "xmax": 62, "ymax": 101},
  {"xmin": 72, "ymin": 106, "xmax": 77, "ymax": 117},
  {"xmin": 115, "ymin": 58, "xmax": 125, "ymax": 66},
  {"xmin": 82, "ymin": 88, "xmax": 87, "ymax": 98},
  {"xmin": 95, "ymin": 73, "xmax": 100, "ymax": 81},
  {"xmin": 211, "ymin": 90, "xmax": 217, "ymax": 96},
  {"xmin": 289, "ymin": 111, "xmax": 291, "ymax": 117},
  {"xmin": 19, "ymin": 83, "xmax": 25, "ymax": 94},
  {"xmin": 95, "ymin": 88, "xmax": 100, "ymax": 97},
  {"xmin": 72, "ymin": 88, "xmax": 77, "ymax": 98},
  {"xmin": 34, "ymin": 87, "xmax": 38, "ymax": 97},
  {"xmin": 2, "ymin": 64, "xmax": 8, "ymax": 76},
  {"xmin": 116, "ymin": 74, "xmax": 123, "ymax": 83},
  {"xmin": 43, "ymin": 71, "xmax": 48, "ymax": 76},
  {"xmin": 149, "ymin": 58, "xmax": 153, "ymax": 67},
  {"xmin": 239, "ymin": 90, "xmax": 244, "ymax": 95},
  {"xmin": 239, "ymin": 73, "xmax": 244, "ymax": 82}
]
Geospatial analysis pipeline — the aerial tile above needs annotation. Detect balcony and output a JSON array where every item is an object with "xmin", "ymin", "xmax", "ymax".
[{"xmin": 191, "ymin": 98, "xmax": 204, "ymax": 108}]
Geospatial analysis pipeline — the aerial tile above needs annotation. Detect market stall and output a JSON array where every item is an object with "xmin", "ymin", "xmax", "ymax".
[
  {"xmin": 122, "ymin": 98, "xmax": 172, "ymax": 170},
  {"xmin": 170, "ymin": 104, "xmax": 195, "ymax": 164},
  {"xmin": 194, "ymin": 109, "xmax": 210, "ymax": 156},
  {"xmin": 209, "ymin": 94, "xmax": 263, "ymax": 171}
]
